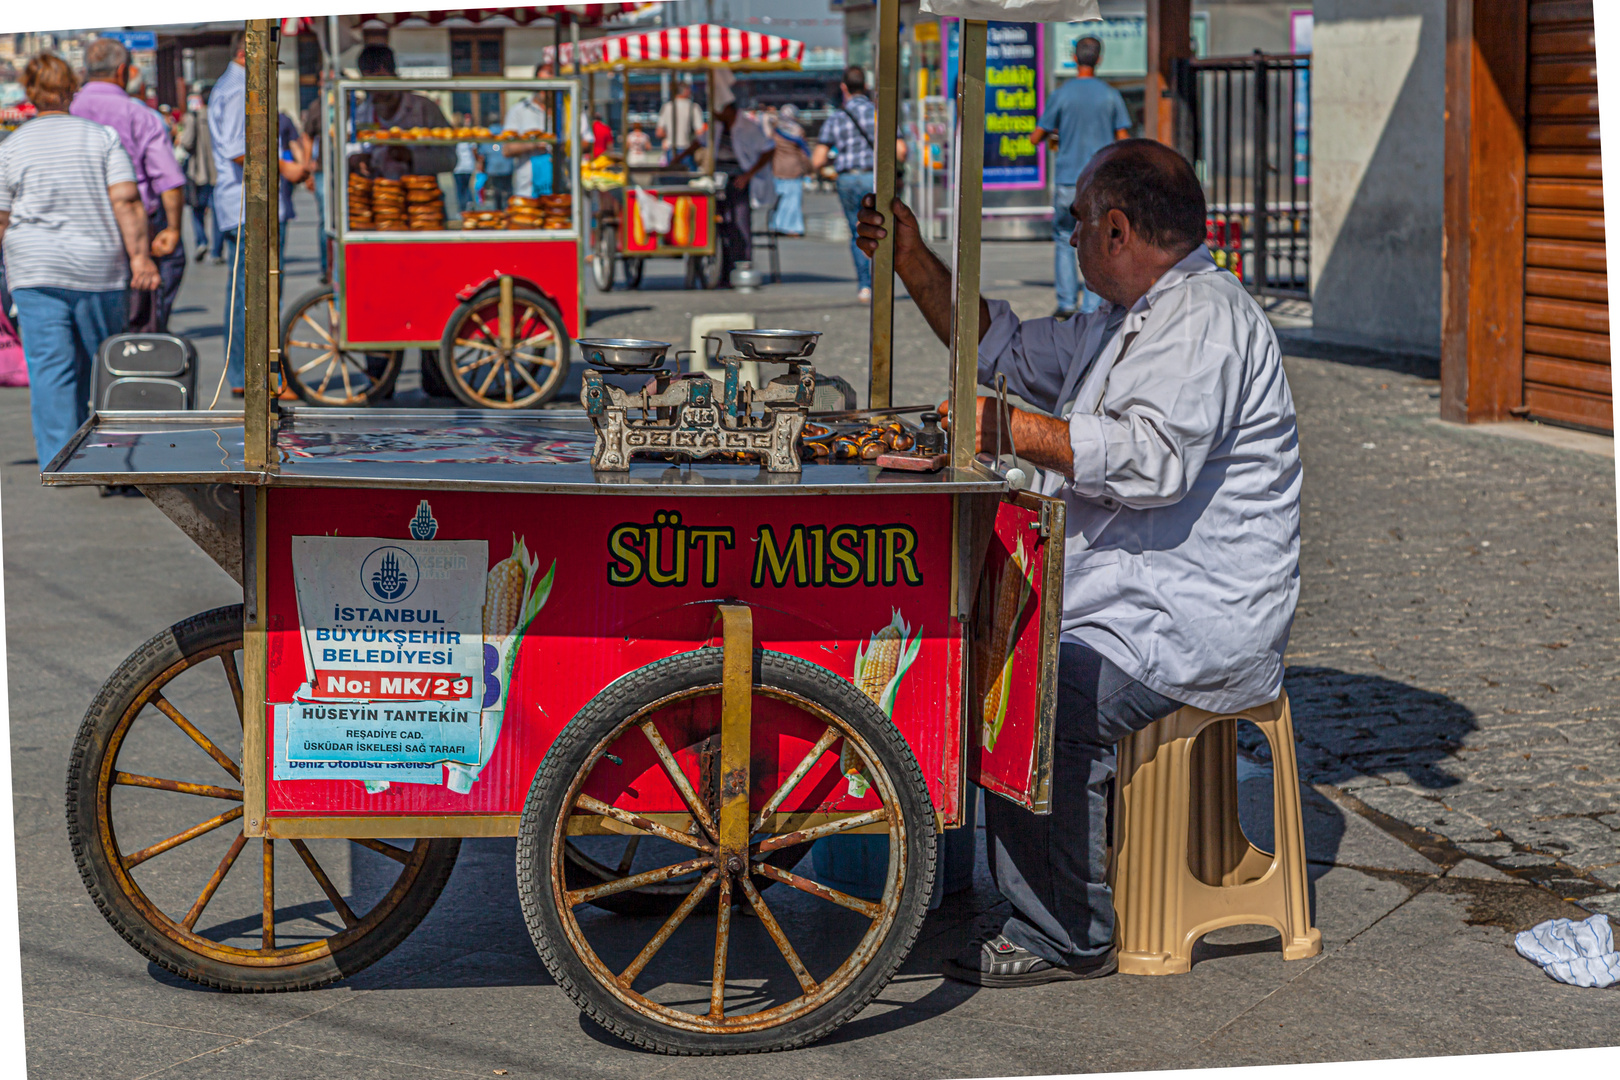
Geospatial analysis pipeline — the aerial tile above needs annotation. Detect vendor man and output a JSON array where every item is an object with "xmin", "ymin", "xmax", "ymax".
[{"xmin": 855, "ymin": 139, "xmax": 1301, "ymax": 986}]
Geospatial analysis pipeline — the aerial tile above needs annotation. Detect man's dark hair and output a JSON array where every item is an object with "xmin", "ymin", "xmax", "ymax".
[
  {"xmin": 1079, "ymin": 139, "xmax": 1207, "ymax": 253},
  {"xmin": 842, "ymin": 65, "xmax": 866, "ymax": 95},
  {"xmin": 357, "ymin": 44, "xmax": 397, "ymax": 76},
  {"xmin": 229, "ymin": 30, "xmax": 246, "ymax": 57},
  {"xmin": 1074, "ymin": 36, "xmax": 1102, "ymax": 70}
]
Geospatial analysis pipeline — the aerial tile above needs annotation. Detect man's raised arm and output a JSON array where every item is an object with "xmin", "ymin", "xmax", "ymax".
[{"xmin": 854, "ymin": 194, "xmax": 989, "ymax": 347}]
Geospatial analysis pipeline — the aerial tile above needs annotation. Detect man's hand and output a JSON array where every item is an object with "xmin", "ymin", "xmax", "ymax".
[
  {"xmin": 129, "ymin": 253, "xmax": 161, "ymax": 292},
  {"xmin": 854, "ymin": 192, "xmax": 923, "ymax": 262},
  {"xmin": 150, "ymin": 227, "xmax": 181, "ymax": 257},
  {"xmin": 730, "ymin": 171, "xmax": 749, "ymax": 190},
  {"xmin": 858, "ymin": 193, "xmax": 991, "ymax": 348}
]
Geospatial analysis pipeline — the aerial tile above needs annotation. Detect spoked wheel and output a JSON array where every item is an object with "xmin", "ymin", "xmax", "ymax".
[
  {"xmin": 278, "ymin": 287, "xmax": 402, "ymax": 406},
  {"xmin": 623, "ymin": 257, "xmax": 645, "ymax": 290},
  {"xmin": 66, "ymin": 606, "xmax": 460, "ymax": 991},
  {"xmin": 683, "ymin": 251, "xmax": 724, "ymax": 291},
  {"xmin": 592, "ymin": 225, "xmax": 617, "ymax": 292},
  {"xmin": 437, "ymin": 284, "xmax": 571, "ymax": 409},
  {"xmin": 519, "ymin": 647, "xmax": 936, "ymax": 1055}
]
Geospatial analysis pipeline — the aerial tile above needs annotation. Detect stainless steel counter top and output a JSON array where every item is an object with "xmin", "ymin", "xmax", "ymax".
[{"xmin": 43, "ymin": 408, "xmax": 1007, "ymax": 496}]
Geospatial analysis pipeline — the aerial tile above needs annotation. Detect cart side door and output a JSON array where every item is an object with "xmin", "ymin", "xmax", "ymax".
[{"xmin": 966, "ymin": 490, "xmax": 1065, "ymax": 814}]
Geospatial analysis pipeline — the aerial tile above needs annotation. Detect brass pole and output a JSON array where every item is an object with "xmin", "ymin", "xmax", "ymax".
[
  {"xmin": 949, "ymin": 22, "xmax": 987, "ymax": 472},
  {"xmin": 867, "ymin": 0, "xmax": 901, "ymax": 409},
  {"xmin": 243, "ymin": 20, "xmax": 277, "ymax": 471}
]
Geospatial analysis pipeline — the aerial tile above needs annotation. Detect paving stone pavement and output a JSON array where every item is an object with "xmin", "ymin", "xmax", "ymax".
[{"xmin": 6, "ymin": 200, "xmax": 1620, "ymax": 1076}]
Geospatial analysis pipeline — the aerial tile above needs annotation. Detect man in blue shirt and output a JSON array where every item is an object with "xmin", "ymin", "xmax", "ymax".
[
  {"xmin": 208, "ymin": 33, "xmax": 248, "ymax": 393},
  {"xmin": 1034, "ymin": 37, "xmax": 1130, "ymax": 317}
]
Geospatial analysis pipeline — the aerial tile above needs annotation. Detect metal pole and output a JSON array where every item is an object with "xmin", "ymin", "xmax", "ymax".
[
  {"xmin": 867, "ymin": 0, "xmax": 901, "ymax": 409},
  {"xmin": 243, "ymin": 19, "xmax": 276, "ymax": 472},
  {"xmin": 1252, "ymin": 50, "xmax": 1268, "ymax": 297},
  {"xmin": 949, "ymin": 21, "xmax": 986, "ymax": 473}
]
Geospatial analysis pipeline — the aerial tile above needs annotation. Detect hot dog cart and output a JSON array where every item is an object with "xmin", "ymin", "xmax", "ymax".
[
  {"xmin": 553, "ymin": 24, "xmax": 808, "ymax": 293},
  {"xmin": 49, "ymin": 10, "xmax": 1052, "ymax": 1054}
]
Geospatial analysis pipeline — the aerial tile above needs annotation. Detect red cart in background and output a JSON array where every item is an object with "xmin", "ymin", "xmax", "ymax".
[
  {"xmin": 279, "ymin": 77, "xmax": 584, "ymax": 409},
  {"xmin": 556, "ymin": 24, "xmax": 807, "ymax": 292}
]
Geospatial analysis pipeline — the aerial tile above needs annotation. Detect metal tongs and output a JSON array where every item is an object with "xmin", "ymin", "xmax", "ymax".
[{"xmin": 987, "ymin": 374, "xmax": 1027, "ymax": 489}]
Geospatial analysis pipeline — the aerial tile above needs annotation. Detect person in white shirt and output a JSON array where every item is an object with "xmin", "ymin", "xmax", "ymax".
[
  {"xmin": 501, "ymin": 65, "xmax": 556, "ymax": 198},
  {"xmin": 655, "ymin": 80, "xmax": 704, "ymax": 170},
  {"xmin": 856, "ymin": 139, "xmax": 1301, "ymax": 987}
]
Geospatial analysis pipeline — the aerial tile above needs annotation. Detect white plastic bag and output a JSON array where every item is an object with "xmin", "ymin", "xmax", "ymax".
[{"xmin": 633, "ymin": 187, "xmax": 673, "ymax": 235}]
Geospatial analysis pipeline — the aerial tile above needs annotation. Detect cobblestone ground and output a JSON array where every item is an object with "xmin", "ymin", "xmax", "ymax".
[{"xmin": 1270, "ymin": 348, "xmax": 1620, "ymax": 910}]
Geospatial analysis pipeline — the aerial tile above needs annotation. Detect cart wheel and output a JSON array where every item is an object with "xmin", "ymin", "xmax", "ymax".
[
  {"xmin": 66, "ymin": 605, "xmax": 460, "ymax": 992},
  {"xmin": 592, "ymin": 225, "xmax": 617, "ymax": 292},
  {"xmin": 438, "ymin": 284, "xmax": 571, "ymax": 409},
  {"xmin": 683, "ymin": 253, "xmax": 724, "ymax": 291},
  {"xmin": 518, "ymin": 648, "xmax": 935, "ymax": 1055},
  {"xmin": 623, "ymin": 258, "xmax": 645, "ymax": 290},
  {"xmin": 279, "ymin": 287, "xmax": 402, "ymax": 406}
]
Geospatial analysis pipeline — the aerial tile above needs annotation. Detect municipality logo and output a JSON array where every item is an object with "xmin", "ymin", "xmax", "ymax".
[{"xmin": 360, "ymin": 546, "xmax": 419, "ymax": 603}]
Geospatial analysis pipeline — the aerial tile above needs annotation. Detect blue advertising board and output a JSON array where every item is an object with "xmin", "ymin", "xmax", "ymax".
[{"xmin": 943, "ymin": 20, "xmax": 1045, "ymax": 191}]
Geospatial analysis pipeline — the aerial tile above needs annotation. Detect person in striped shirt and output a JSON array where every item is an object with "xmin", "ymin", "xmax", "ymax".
[{"xmin": 0, "ymin": 53, "xmax": 160, "ymax": 466}]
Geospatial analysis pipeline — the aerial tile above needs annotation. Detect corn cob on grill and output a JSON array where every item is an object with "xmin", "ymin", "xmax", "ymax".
[
  {"xmin": 484, "ymin": 556, "xmax": 526, "ymax": 638},
  {"xmin": 855, "ymin": 624, "xmax": 903, "ymax": 703}
]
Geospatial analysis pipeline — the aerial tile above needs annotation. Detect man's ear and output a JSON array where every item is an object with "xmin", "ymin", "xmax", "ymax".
[{"xmin": 1107, "ymin": 207, "xmax": 1131, "ymax": 254}]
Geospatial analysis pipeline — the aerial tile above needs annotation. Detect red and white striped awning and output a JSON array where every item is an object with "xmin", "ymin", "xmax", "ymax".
[
  {"xmin": 547, "ymin": 23, "xmax": 806, "ymax": 72},
  {"xmin": 348, "ymin": 6, "xmax": 653, "ymax": 31}
]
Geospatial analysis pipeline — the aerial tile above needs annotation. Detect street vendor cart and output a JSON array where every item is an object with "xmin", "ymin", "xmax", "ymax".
[
  {"xmin": 281, "ymin": 73, "xmax": 584, "ymax": 409},
  {"xmin": 557, "ymin": 24, "xmax": 807, "ymax": 293},
  {"xmin": 50, "ymin": 9, "xmax": 1056, "ymax": 1054}
]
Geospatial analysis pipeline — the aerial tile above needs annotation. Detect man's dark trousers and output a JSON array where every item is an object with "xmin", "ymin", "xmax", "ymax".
[
  {"xmin": 983, "ymin": 642, "xmax": 1182, "ymax": 966},
  {"xmin": 126, "ymin": 202, "xmax": 188, "ymax": 333}
]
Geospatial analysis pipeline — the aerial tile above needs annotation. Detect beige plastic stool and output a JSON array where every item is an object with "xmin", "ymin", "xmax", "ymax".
[{"xmin": 1111, "ymin": 692, "xmax": 1322, "ymax": 975}]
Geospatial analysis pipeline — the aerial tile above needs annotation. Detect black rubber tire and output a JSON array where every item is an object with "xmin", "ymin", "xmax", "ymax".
[
  {"xmin": 683, "ymin": 251, "xmax": 723, "ymax": 291},
  {"xmin": 66, "ymin": 605, "xmax": 461, "ymax": 992},
  {"xmin": 623, "ymin": 257, "xmax": 645, "ymax": 290},
  {"xmin": 517, "ymin": 648, "xmax": 936, "ymax": 1055},
  {"xmin": 592, "ymin": 225, "xmax": 617, "ymax": 292},
  {"xmin": 278, "ymin": 286, "xmax": 402, "ymax": 406},
  {"xmin": 436, "ymin": 284, "xmax": 571, "ymax": 409}
]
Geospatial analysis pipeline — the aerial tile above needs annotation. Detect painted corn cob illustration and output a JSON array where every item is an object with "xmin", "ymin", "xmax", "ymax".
[
  {"xmin": 445, "ymin": 536, "xmax": 555, "ymax": 794},
  {"xmin": 981, "ymin": 532, "xmax": 1034, "ymax": 753},
  {"xmin": 842, "ymin": 609, "xmax": 922, "ymax": 796}
]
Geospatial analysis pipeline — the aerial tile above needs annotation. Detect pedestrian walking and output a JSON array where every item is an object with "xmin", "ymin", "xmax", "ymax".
[
  {"xmin": 480, "ymin": 127, "xmax": 514, "ymax": 210},
  {"xmin": 277, "ymin": 110, "xmax": 311, "ymax": 272},
  {"xmin": 301, "ymin": 96, "xmax": 328, "ymax": 283},
  {"xmin": 1032, "ymin": 36, "xmax": 1130, "ymax": 317},
  {"xmin": 177, "ymin": 88, "xmax": 220, "ymax": 262},
  {"xmin": 500, "ymin": 65, "xmax": 555, "ymax": 198},
  {"xmin": 452, "ymin": 113, "xmax": 481, "ymax": 214},
  {"xmin": 703, "ymin": 73, "xmax": 774, "ymax": 289},
  {"xmin": 656, "ymin": 80, "xmax": 704, "ymax": 169},
  {"xmin": 0, "ymin": 53, "xmax": 160, "ymax": 465},
  {"xmin": 71, "ymin": 36, "xmax": 188, "ymax": 334},
  {"xmin": 812, "ymin": 66, "xmax": 907, "ymax": 304},
  {"xmin": 769, "ymin": 104, "xmax": 811, "ymax": 237},
  {"xmin": 208, "ymin": 33, "xmax": 248, "ymax": 395}
]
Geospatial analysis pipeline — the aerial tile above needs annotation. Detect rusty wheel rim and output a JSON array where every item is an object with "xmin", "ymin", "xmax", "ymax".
[
  {"xmin": 95, "ymin": 640, "xmax": 436, "ymax": 967},
  {"xmin": 282, "ymin": 296, "xmax": 391, "ymax": 406},
  {"xmin": 549, "ymin": 684, "xmax": 907, "ymax": 1034},
  {"xmin": 448, "ymin": 299, "xmax": 565, "ymax": 409}
]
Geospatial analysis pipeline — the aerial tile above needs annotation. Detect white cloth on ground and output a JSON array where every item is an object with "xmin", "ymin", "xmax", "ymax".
[{"xmin": 1515, "ymin": 913, "xmax": 1620, "ymax": 988}]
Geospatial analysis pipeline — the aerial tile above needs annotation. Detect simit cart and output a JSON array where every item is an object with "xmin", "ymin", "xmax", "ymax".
[
  {"xmin": 280, "ymin": 71, "xmax": 584, "ymax": 409},
  {"xmin": 49, "ymin": 9, "xmax": 1058, "ymax": 1054}
]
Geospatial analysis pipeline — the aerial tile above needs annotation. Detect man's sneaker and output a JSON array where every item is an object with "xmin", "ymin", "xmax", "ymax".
[
  {"xmin": 942, "ymin": 934, "xmax": 1117, "ymax": 987},
  {"xmin": 857, "ymin": 287, "xmax": 872, "ymax": 304}
]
